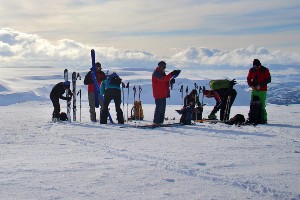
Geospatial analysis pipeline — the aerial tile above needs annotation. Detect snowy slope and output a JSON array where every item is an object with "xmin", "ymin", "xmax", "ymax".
[{"xmin": 0, "ymin": 102, "xmax": 299, "ymax": 200}]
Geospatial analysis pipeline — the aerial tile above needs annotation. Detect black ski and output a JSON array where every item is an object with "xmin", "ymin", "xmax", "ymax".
[{"xmin": 72, "ymin": 72, "xmax": 81, "ymax": 121}]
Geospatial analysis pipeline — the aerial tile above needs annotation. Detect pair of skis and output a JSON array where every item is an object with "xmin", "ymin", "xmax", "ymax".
[{"xmin": 64, "ymin": 69, "xmax": 81, "ymax": 122}]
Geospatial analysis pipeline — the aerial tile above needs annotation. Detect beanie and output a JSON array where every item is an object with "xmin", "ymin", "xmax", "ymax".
[
  {"xmin": 95, "ymin": 62, "xmax": 102, "ymax": 68},
  {"xmin": 158, "ymin": 61, "xmax": 166, "ymax": 68},
  {"xmin": 63, "ymin": 81, "xmax": 70, "ymax": 88},
  {"xmin": 253, "ymin": 59, "xmax": 261, "ymax": 67}
]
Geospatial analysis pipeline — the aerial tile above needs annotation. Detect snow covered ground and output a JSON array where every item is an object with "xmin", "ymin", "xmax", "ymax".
[{"xmin": 0, "ymin": 101, "xmax": 299, "ymax": 200}]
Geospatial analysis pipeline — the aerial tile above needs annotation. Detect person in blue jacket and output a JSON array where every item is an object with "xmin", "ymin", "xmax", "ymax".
[{"xmin": 99, "ymin": 72, "xmax": 124, "ymax": 124}]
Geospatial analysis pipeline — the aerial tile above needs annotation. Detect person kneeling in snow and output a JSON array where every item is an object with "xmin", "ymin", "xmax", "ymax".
[{"xmin": 50, "ymin": 81, "xmax": 72, "ymax": 121}]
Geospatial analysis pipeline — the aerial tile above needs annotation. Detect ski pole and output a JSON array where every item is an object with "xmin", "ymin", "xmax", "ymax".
[
  {"xmin": 133, "ymin": 86, "xmax": 136, "ymax": 102},
  {"xmin": 77, "ymin": 89, "xmax": 81, "ymax": 122},
  {"xmin": 185, "ymin": 86, "xmax": 189, "ymax": 106},
  {"xmin": 180, "ymin": 85, "xmax": 183, "ymax": 106},
  {"xmin": 122, "ymin": 82, "xmax": 125, "ymax": 121},
  {"xmin": 202, "ymin": 86, "xmax": 205, "ymax": 106},
  {"xmin": 126, "ymin": 82, "xmax": 129, "ymax": 122},
  {"xmin": 138, "ymin": 85, "xmax": 142, "ymax": 120}
]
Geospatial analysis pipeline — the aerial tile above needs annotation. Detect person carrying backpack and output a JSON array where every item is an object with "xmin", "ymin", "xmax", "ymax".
[
  {"xmin": 247, "ymin": 59, "xmax": 271, "ymax": 124},
  {"xmin": 99, "ymin": 72, "xmax": 124, "ymax": 124},
  {"xmin": 204, "ymin": 79, "xmax": 237, "ymax": 121},
  {"xmin": 84, "ymin": 62, "xmax": 106, "ymax": 122},
  {"xmin": 50, "ymin": 81, "xmax": 72, "ymax": 121}
]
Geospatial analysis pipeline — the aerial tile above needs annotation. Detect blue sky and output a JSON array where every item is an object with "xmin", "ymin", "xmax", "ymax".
[{"xmin": 0, "ymin": 0, "xmax": 300, "ymax": 69}]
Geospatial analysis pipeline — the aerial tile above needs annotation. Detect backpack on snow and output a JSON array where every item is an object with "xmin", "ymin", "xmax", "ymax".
[
  {"xmin": 209, "ymin": 79, "xmax": 231, "ymax": 90},
  {"xmin": 180, "ymin": 106, "xmax": 193, "ymax": 125},
  {"xmin": 248, "ymin": 95, "xmax": 263, "ymax": 124},
  {"xmin": 59, "ymin": 112, "xmax": 68, "ymax": 121},
  {"xmin": 106, "ymin": 72, "xmax": 122, "ymax": 86},
  {"xmin": 226, "ymin": 114, "xmax": 245, "ymax": 125},
  {"xmin": 130, "ymin": 100, "xmax": 144, "ymax": 120}
]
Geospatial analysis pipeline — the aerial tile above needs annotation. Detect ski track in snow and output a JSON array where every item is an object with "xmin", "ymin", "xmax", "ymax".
[{"xmin": 42, "ymin": 119, "xmax": 300, "ymax": 200}]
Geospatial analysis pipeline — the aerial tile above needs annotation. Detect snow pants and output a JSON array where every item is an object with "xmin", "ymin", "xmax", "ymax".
[
  {"xmin": 88, "ymin": 92, "xmax": 103, "ymax": 122},
  {"xmin": 153, "ymin": 98, "xmax": 166, "ymax": 124},
  {"xmin": 100, "ymin": 88, "xmax": 124, "ymax": 124},
  {"xmin": 251, "ymin": 90, "xmax": 267, "ymax": 122}
]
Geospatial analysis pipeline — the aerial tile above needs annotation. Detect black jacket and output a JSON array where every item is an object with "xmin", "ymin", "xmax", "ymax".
[{"xmin": 50, "ymin": 82, "xmax": 72, "ymax": 100}]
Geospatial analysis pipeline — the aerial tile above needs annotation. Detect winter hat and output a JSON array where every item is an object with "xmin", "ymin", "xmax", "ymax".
[
  {"xmin": 253, "ymin": 59, "xmax": 261, "ymax": 67},
  {"xmin": 95, "ymin": 62, "xmax": 102, "ymax": 68},
  {"xmin": 190, "ymin": 89, "xmax": 197, "ymax": 96},
  {"xmin": 158, "ymin": 61, "xmax": 166, "ymax": 68},
  {"xmin": 63, "ymin": 81, "xmax": 70, "ymax": 87}
]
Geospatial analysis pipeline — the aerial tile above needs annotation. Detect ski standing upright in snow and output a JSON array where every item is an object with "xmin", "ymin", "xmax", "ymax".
[
  {"xmin": 72, "ymin": 72, "xmax": 81, "ymax": 121},
  {"xmin": 90, "ymin": 49, "xmax": 114, "ymax": 123},
  {"xmin": 64, "ymin": 69, "xmax": 71, "ymax": 122}
]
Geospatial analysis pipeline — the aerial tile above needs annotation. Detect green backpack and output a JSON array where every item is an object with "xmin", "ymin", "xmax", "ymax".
[{"xmin": 209, "ymin": 79, "xmax": 231, "ymax": 90}]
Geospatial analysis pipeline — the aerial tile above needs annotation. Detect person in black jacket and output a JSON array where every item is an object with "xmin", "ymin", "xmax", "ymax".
[
  {"xmin": 204, "ymin": 88, "xmax": 236, "ymax": 121},
  {"xmin": 50, "ymin": 81, "xmax": 72, "ymax": 120}
]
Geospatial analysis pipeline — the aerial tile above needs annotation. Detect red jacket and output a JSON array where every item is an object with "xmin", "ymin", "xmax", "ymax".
[
  {"xmin": 247, "ymin": 66, "xmax": 271, "ymax": 91},
  {"xmin": 84, "ymin": 70, "xmax": 106, "ymax": 92},
  {"xmin": 152, "ymin": 67, "xmax": 173, "ymax": 99}
]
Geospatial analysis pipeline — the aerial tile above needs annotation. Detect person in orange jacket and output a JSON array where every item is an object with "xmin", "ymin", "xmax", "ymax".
[
  {"xmin": 152, "ymin": 61, "xmax": 180, "ymax": 125},
  {"xmin": 247, "ymin": 59, "xmax": 271, "ymax": 123}
]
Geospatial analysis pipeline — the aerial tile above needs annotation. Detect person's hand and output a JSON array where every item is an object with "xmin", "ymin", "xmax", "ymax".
[
  {"xmin": 170, "ymin": 78, "xmax": 175, "ymax": 85},
  {"xmin": 66, "ymin": 97, "xmax": 72, "ymax": 101},
  {"xmin": 171, "ymin": 70, "xmax": 181, "ymax": 76},
  {"xmin": 256, "ymin": 85, "xmax": 261, "ymax": 90},
  {"xmin": 229, "ymin": 79, "xmax": 236, "ymax": 86}
]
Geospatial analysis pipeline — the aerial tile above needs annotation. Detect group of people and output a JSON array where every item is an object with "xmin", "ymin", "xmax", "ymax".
[{"xmin": 50, "ymin": 58, "xmax": 271, "ymax": 125}]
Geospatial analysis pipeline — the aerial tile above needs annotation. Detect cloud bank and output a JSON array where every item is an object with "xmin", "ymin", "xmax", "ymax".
[{"xmin": 1, "ymin": 28, "xmax": 300, "ymax": 69}]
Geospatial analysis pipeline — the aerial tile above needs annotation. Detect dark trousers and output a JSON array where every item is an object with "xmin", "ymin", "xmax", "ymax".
[
  {"xmin": 100, "ymin": 88, "xmax": 124, "ymax": 124},
  {"xmin": 153, "ymin": 98, "xmax": 166, "ymax": 124},
  {"xmin": 50, "ymin": 95, "xmax": 60, "ymax": 118},
  {"xmin": 220, "ymin": 90, "xmax": 237, "ymax": 120}
]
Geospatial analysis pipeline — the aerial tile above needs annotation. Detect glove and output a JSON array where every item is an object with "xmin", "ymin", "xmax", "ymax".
[
  {"xmin": 170, "ymin": 78, "xmax": 175, "ymax": 85},
  {"xmin": 229, "ymin": 79, "xmax": 236, "ymax": 86},
  {"xmin": 208, "ymin": 114, "xmax": 217, "ymax": 120},
  {"xmin": 66, "ymin": 97, "xmax": 72, "ymax": 101},
  {"xmin": 171, "ymin": 70, "xmax": 181, "ymax": 77}
]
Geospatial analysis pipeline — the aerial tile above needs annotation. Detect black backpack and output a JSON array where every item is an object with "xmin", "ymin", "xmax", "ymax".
[
  {"xmin": 248, "ymin": 95, "xmax": 263, "ymax": 124},
  {"xmin": 106, "ymin": 72, "xmax": 122, "ymax": 86},
  {"xmin": 60, "ymin": 112, "xmax": 68, "ymax": 121},
  {"xmin": 226, "ymin": 114, "xmax": 245, "ymax": 125},
  {"xmin": 180, "ymin": 106, "xmax": 193, "ymax": 125}
]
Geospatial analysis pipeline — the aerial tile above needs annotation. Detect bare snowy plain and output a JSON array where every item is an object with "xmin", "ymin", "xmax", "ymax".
[{"xmin": 0, "ymin": 65, "xmax": 300, "ymax": 200}]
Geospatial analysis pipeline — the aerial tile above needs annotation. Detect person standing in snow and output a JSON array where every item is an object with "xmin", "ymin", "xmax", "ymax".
[
  {"xmin": 247, "ymin": 59, "xmax": 271, "ymax": 124},
  {"xmin": 84, "ymin": 62, "xmax": 106, "ymax": 122},
  {"xmin": 152, "ymin": 61, "xmax": 180, "ymax": 125},
  {"xmin": 99, "ymin": 72, "xmax": 124, "ymax": 124},
  {"xmin": 50, "ymin": 81, "xmax": 72, "ymax": 120}
]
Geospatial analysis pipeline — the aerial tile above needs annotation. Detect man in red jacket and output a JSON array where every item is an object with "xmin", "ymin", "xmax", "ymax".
[
  {"xmin": 247, "ymin": 59, "xmax": 271, "ymax": 123},
  {"xmin": 84, "ymin": 62, "xmax": 106, "ymax": 122},
  {"xmin": 152, "ymin": 61, "xmax": 180, "ymax": 124}
]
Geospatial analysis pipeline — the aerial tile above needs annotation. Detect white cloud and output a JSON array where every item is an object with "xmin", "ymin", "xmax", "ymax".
[{"xmin": 1, "ymin": 28, "xmax": 300, "ymax": 70}]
